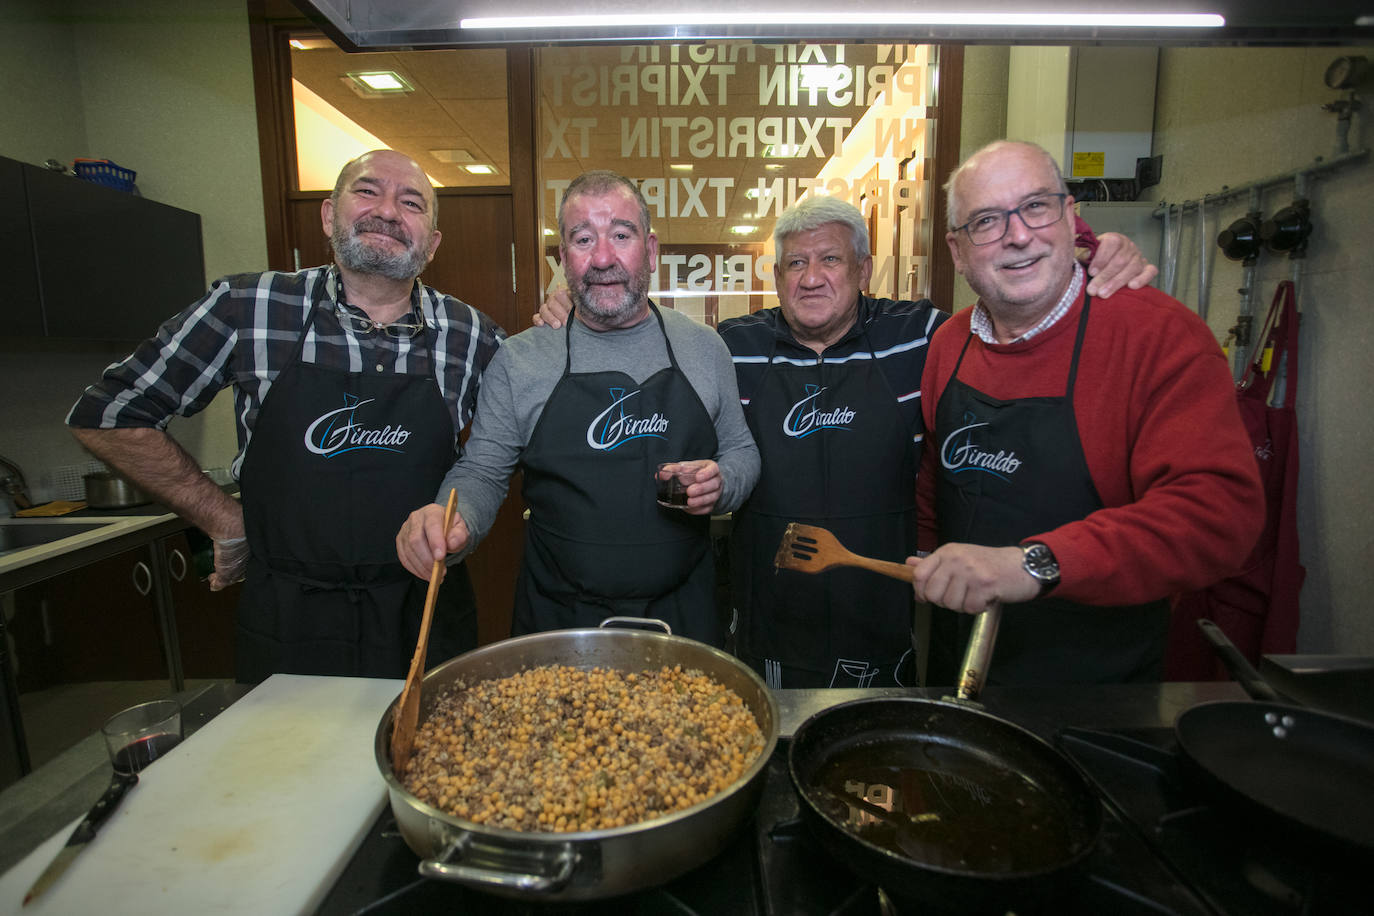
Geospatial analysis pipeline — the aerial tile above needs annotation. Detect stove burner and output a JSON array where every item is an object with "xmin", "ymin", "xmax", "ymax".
[{"xmin": 317, "ymin": 732, "xmax": 1354, "ymax": 916}]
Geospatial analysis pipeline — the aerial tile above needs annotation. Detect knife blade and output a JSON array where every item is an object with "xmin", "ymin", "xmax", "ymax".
[{"xmin": 22, "ymin": 770, "xmax": 139, "ymax": 906}]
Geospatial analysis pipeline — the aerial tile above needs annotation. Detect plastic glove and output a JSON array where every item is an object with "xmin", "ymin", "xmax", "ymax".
[{"xmin": 209, "ymin": 536, "xmax": 249, "ymax": 591}]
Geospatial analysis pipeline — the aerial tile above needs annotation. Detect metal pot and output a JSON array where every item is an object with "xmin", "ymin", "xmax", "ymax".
[
  {"xmin": 373, "ymin": 622, "xmax": 779, "ymax": 902},
  {"xmin": 82, "ymin": 471, "xmax": 151, "ymax": 509}
]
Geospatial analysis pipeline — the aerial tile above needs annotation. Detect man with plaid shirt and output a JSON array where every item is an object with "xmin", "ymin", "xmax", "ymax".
[{"xmin": 68, "ymin": 150, "xmax": 505, "ymax": 682}]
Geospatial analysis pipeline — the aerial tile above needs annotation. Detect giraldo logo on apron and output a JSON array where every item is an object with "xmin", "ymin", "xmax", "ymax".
[
  {"xmin": 587, "ymin": 387, "xmax": 670, "ymax": 451},
  {"xmin": 940, "ymin": 412, "xmax": 1024, "ymax": 479},
  {"xmin": 782, "ymin": 384, "xmax": 857, "ymax": 439},
  {"xmin": 303, "ymin": 393, "xmax": 416, "ymax": 458}
]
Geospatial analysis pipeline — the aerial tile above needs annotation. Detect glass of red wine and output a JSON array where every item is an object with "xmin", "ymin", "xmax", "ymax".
[
  {"xmin": 655, "ymin": 460, "xmax": 706, "ymax": 509},
  {"xmin": 100, "ymin": 698, "xmax": 184, "ymax": 775}
]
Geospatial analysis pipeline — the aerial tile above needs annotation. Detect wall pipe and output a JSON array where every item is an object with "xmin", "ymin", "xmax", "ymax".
[
  {"xmin": 1231, "ymin": 189, "xmax": 1263, "ymax": 380},
  {"xmin": 1150, "ymin": 148, "xmax": 1368, "ymax": 221},
  {"xmin": 1196, "ymin": 195, "xmax": 1211, "ymax": 321}
]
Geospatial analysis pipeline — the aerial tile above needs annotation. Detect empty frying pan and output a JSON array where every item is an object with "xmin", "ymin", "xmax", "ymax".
[{"xmin": 1174, "ymin": 620, "xmax": 1374, "ymax": 863}]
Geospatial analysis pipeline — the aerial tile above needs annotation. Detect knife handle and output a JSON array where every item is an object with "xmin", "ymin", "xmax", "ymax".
[{"xmin": 68, "ymin": 771, "xmax": 138, "ymax": 845}]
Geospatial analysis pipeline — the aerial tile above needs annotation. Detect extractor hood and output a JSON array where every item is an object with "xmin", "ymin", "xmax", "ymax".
[{"xmin": 290, "ymin": 0, "xmax": 1373, "ymax": 51}]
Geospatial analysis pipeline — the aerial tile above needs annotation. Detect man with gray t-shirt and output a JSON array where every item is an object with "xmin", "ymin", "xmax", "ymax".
[{"xmin": 396, "ymin": 170, "xmax": 759, "ymax": 646}]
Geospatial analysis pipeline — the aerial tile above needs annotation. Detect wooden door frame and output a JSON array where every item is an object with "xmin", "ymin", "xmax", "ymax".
[{"xmin": 244, "ymin": 2, "xmax": 541, "ymax": 316}]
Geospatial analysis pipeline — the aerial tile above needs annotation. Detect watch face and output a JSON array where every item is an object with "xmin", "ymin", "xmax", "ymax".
[{"xmin": 1024, "ymin": 544, "xmax": 1059, "ymax": 581}]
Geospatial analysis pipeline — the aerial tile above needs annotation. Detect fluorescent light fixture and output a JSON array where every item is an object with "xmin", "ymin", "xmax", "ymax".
[
  {"xmin": 730, "ymin": 225, "xmax": 757, "ymax": 234},
  {"xmin": 543, "ymin": 227, "xmax": 557, "ymax": 236},
  {"xmin": 764, "ymin": 143, "xmax": 802, "ymax": 158},
  {"xmin": 347, "ymin": 70, "xmax": 413, "ymax": 93},
  {"xmin": 465, "ymin": 164, "xmax": 496, "ymax": 174},
  {"xmin": 669, "ymin": 163, "xmax": 694, "ymax": 171},
  {"xmin": 462, "ymin": 12, "xmax": 1224, "ymax": 30}
]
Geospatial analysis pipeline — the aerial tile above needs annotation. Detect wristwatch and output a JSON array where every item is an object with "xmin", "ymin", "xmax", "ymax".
[{"xmin": 1021, "ymin": 542, "xmax": 1060, "ymax": 596}]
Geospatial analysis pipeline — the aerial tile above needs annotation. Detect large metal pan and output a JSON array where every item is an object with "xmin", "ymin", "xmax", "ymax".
[
  {"xmin": 789, "ymin": 608, "xmax": 1103, "ymax": 914},
  {"xmin": 373, "ymin": 620, "xmax": 779, "ymax": 902},
  {"xmin": 1175, "ymin": 620, "xmax": 1374, "ymax": 863}
]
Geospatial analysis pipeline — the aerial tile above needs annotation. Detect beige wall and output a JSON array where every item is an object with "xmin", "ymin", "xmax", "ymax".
[
  {"xmin": 960, "ymin": 45, "xmax": 1374, "ymax": 656},
  {"xmin": 0, "ymin": 0, "xmax": 265, "ymax": 502}
]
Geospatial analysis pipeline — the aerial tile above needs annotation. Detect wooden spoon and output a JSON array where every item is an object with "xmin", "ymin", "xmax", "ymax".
[
  {"xmin": 390, "ymin": 487, "xmax": 457, "ymax": 775},
  {"xmin": 773, "ymin": 522, "xmax": 912, "ymax": 583}
]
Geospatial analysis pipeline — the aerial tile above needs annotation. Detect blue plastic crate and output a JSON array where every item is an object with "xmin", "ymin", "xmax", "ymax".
[{"xmin": 73, "ymin": 158, "xmax": 137, "ymax": 193}]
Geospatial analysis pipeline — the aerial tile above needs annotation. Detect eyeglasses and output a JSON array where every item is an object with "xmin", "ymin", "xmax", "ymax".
[
  {"xmin": 335, "ymin": 304, "xmax": 427, "ymax": 339},
  {"xmin": 953, "ymin": 194, "xmax": 1068, "ymax": 246}
]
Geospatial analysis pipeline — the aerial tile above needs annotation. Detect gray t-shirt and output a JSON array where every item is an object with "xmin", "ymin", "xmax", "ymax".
[{"xmin": 437, "ymin": 304, "xmax": 760, "ymax": 551}]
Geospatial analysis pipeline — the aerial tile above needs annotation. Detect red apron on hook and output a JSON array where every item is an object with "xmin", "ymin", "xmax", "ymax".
[{"xmin": 1166, "ymin": 280, "xmax": 1305, "ymax": 679}]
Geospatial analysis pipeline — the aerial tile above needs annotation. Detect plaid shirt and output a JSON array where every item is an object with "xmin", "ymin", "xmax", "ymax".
[
  {"xmin": 970, "ymin": 262, "xmax": 1085, "ymax": 345},
  {"xmin": 66, "ymin": 265, "xmax": 506, "ymax": 477}
]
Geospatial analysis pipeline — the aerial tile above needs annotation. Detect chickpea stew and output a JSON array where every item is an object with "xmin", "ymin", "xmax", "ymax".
[{"xmin": 400, "ymin": 664, "xmax": 767, "ymax": 833}]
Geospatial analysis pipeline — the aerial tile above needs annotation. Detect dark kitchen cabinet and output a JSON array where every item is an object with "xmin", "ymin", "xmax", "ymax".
[
  {"xmin": 8, "ymin": 544, "xmax": 170, "ymax": 691},
  {"xmin": 0, "ymin": 154, "xmax": 207, "ymax": 341},
  {"xmin": 161, "ymin": 530, "xmax": 237, "ymax": 680},
  {"xmin": 1, "ymin": 157, "xmax": 44, "ymax": 337}
]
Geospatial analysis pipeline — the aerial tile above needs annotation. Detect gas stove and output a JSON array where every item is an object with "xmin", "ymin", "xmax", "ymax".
[{"xmin": 314, "ymin": 724, "xmax": 1362, "ymax": 916}]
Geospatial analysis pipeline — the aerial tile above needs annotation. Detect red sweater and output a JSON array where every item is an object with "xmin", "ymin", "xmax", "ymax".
[{"xmin": 917, "ymin": 285, "xmax": 1265, "ymax": 606}]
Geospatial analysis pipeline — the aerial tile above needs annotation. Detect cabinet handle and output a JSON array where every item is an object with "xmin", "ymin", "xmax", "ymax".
[
  {"xmin": 132, "ymin": 561, "xmax": 153, "ymax": 597},
  {"xmin": 168, "ymin": 548, "xmax": 188, "ymax": 582}
]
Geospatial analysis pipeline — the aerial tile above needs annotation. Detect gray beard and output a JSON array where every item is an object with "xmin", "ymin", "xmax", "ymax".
[
  {"xmin": 332, "ymin": 223, "xmax": 427, "ymax": 281},
  {"xmin": 570, "ymin": 267, "xmax": 651, "ymax": 326}
]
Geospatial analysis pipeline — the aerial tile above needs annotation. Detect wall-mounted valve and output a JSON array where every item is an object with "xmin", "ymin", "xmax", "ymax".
[{"xmin": 1217, "ymin": 213, "xmax": 1264, "ymax": 262}]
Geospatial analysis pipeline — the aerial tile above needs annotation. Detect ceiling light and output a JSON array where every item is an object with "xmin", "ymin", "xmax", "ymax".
[
  {"xmin": 346, "ymin": 70, "xmax": 414, "ymax": 94},
  {"xmin": 745, "ymin": 188, "xmax": 761, "ymax": 199},
  {"xmin": 288, "ymin": 37, "xmax": 334, "ymax": 50},
  {"xmin": 430, "ymin": 148, "xmax": 475, "ymax": 163},
  {"xmin": 465, "ymin": 164, "xmax": 496, "ymax": 175},
  {"xmin": 462, "ymin": 12, "xmax": 1224, "ymax": 30},
  {"xmin": 730, "ymin": 225, "xmax": 757, "ymax": 235},
  {"xmin": 669, "ymin": 163, "xmax": 693, "ymax": 171},
  {"xmin": 764, "ymin": 144, "xmax": 802, "ymax": 158},
  {"xmin": 765, "ymin": 163, "xmax": 785, "ymax": 171}
]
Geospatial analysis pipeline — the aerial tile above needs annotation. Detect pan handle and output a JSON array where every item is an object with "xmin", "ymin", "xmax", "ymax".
[
  {"xmin": 953, "ymin": 602, "xmax": 1003, "ymax": 702},
  {"xmin": 1197, "ymin": 619, "xmax": 1282, "ymax": 702},
  {"xmin": 420, "ymin": 832, "xmax": 577, "ymax": 892}
]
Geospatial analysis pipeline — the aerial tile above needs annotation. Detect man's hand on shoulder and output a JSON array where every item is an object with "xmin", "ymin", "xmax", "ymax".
[
  {"xmin": 1085, "ymin": 232, "xmax": 1158, "ymax": 298},
  {"xmin": 531, "ymin": 287, "xmax": 575, "ymax": 329}
]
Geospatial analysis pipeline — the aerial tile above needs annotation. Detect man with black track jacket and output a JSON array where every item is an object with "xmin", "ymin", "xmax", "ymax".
[{"xmin": 538, "ymin": 192, "xmax": 1155, "ymax": 689}]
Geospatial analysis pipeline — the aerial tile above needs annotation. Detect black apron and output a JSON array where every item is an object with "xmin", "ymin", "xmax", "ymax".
[
  {"xmin": 733, "ymin": 322, "xmax": 917, "ymax": 687},
  {"xmin": 927, "ymin": 296, "xmax": 1166, "ymax": 686},
  {"xmin": 514, "ymin": 305, "xmax": 721, "ymax": 645},
  {"xmin": 235, "ymin": 294, "xmax": 476, "ymax": 683}
]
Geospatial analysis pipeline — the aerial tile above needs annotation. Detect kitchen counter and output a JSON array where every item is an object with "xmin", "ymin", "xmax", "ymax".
[
  {"xmin": 0, "ymin": 487, "xmax": 238, "ymax": 593},
  {"xmin": 0, "ymin": 678, "xmax": 1247, "ymax": 882}
]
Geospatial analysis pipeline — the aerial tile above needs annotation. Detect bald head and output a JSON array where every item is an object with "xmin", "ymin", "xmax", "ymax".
[
  {"xmin": 332, "ymin": 150, "xmax": 438, "ymax": 228},
  {"xmin": 945, "ymin": 140, "xmax": 1067, "ymax": 230}
]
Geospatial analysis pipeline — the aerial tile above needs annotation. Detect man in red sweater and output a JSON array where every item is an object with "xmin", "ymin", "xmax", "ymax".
[{"xmin": 911, "ymin": 140, "xmax": 1264, "ymax": 685}]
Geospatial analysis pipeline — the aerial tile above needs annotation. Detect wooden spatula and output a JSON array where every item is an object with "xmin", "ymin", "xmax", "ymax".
[
  {"xmin": 390, "ymin": 487, "xmax": 457, "ymax": 775},
  {"xmin": 773, "ymin": 522, "xmax": 913, "ymax": 583}
]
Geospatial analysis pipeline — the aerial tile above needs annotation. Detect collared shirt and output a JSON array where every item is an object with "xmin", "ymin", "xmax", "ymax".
[
  {"xmin": 66, "ymin": 265, "xmax": 505, "ymax": 476},
  {"xmin": 970, "ymin": 262, "xmax": 1085, "ymax": 345}
]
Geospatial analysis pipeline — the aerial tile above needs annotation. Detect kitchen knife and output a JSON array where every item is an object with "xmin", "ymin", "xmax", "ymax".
[{"xmin": 22, "ymin": 770, "xmax": 139, "ymax": 906}]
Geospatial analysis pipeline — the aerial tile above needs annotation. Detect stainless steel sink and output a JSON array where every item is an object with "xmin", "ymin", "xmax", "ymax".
[{"xmin": 0, "ymin": 520, "xmax": 112, "ymax": 555}]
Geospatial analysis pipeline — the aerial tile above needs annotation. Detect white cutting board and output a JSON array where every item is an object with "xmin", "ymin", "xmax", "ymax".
[{"xmin": 0, "ymin": 674, "xmax": 402, "ymax": 916}]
